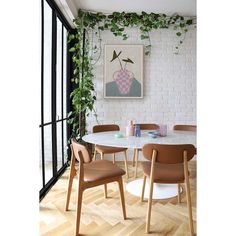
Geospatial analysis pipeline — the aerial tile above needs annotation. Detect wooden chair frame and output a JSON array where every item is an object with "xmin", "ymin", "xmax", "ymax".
[
  {"xmin": 141, "ymin": 148, "xmax": 195, "ymax": 236},
  {"xmin": 131, "ymin": 124, "xmax": 159, "ymax": 178},
  {"xmin": 65, "ymin": 140, "xmax": 126, "ymax": 236},
  {"xmin": 93, "ymin": 149, "xmax": 129, "ymax": 179},
  {"xmin": 173, "ymin": 124, "xmax": 197, "ymax": 132},
  {"xmin": 93, "ymin": 124, "xmax": 129, "ymax": 178}
]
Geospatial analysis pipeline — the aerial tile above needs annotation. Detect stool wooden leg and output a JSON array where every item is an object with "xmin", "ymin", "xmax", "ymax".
[{"xmin": 113, "ymin": 153, "xmax": 116, "ymax": 164}]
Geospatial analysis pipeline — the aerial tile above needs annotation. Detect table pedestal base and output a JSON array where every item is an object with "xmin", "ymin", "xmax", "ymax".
[{"xmin": 126, "ymin": 178, "xmax": 182, "ymax": 200}]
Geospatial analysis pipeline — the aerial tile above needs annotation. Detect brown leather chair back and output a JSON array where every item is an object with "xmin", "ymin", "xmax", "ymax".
[
  {"xmin": 137, "ymin": 123, "xmax": 159, "ymax": 130},
  {"xmin": 142, "ymin": 144, "xmax": 196, "ymax": 164},
  {"xmin": 173, "ymin": 125, "xmax": 196, "ymax": 132},
  {"xmin": 93, "ymin": 124, "xmax": 120, "ymax": 133},
  {"xmin": 71, "ymin": 138, "xmax": 91, "ymax": 163}
]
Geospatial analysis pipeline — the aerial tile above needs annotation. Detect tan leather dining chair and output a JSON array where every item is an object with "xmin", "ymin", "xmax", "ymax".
[
  {"xmin": 132, "ymin": 124, "xmax": 159, "ymax": 178},
  {"xmin": 65, "ymin": 138, "xmax": 127, "ymax": 236},
  {"xmin": 93, "ymin": 124, "xmax": 129, "ymax": 178},
  {"xmin": 173, "ymin": 124, "xmax": 197, "ymax": 132},
  {"xmin": 141, "ymin": 143, "xmax": 196, "ymax": 235}
]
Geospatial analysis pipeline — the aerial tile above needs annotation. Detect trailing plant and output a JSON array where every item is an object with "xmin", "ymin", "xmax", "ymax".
[
  {"xmin": 67, "ymin": 9, "xmax": 196, "ymax": 142},
  {"xmin": 67, "ymin": 22, "xmax": 98, "ymax": 141}
]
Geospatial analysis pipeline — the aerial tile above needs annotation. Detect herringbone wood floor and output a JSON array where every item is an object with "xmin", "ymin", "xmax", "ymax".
[{"xmin": 40, "ymin": 160, "xmax": 196, "ymax": 236}]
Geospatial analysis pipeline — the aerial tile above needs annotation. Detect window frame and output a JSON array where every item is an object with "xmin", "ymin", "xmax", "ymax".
[{"xmin": 40, "ymin": 0, "xmax": 73, "ymax": 200}]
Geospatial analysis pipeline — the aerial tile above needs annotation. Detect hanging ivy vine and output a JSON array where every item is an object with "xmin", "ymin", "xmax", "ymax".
[{"xmin": 68, "ymin": 9, "xmax": 196, "ymax": 141}]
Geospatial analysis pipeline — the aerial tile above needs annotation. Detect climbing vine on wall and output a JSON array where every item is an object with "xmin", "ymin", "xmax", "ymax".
[{"xmin": 68, "ymin": 9, "xmax": 196, "ymax": 141}]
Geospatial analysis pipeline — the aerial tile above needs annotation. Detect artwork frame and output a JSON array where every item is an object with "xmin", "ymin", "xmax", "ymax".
[{"xmin": 104, "ymin": 44, "xmax": 143, "ymax": 99}]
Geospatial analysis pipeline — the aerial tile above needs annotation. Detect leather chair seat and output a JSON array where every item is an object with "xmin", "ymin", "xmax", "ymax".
[
  {"xmin": 141, "ymin": 161, "xmax": 185, "ymax": 183},
  {"xmin": 95, "ymin": 145, "xmax": 127, "ymax": 154},
  {"xmin": 82, "ymin": 160, "xmax": 126, "ymax": 182}
]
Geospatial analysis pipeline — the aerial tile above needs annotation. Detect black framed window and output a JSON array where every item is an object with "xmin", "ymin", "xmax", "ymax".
[{"xmin": 40, "ymin": 0, "xmax": 72, "ymax": 200}]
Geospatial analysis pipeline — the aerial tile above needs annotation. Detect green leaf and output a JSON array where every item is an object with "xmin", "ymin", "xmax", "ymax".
[
  {"xmin": 67, "ymin": 111, "xmax": 73, "ymax": 117},
  {"xmin": 141, "ymin": 35, "xmax": 149, "ymax": 40},
  {"xmin": 176, "ymin": 32, "xmax": 181, "ymax": 37},
  {"xmin": 186, "ymin": 19, "xmax": 193, "ymax": 25},
  {"xmin": 69, "ymin": 47, "xmax": 76, "ymax": 52}
]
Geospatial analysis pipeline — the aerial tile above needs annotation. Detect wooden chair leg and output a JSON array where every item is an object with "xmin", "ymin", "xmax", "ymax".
[
  {"xmin": 185, "ymin": 175, "xmax": 194, "ymax": 236},
  {"xmin": 93, "ymin": 148, "xmax": 97, "ymax": 160},
  {"xmin": 65, "ymin": 150, "xmax": 76, "ymax": 211},
  {"xmin": 134, "ymin": 149, "xmax": 139, "ymax": 178},
  {"xmin": 132, "ymin": 149, "xmax": 136, "ymax": 167},
  {"xmin": 123, "ymin": 151, "xmax": 129, "ymax": 178},
  {"xmin": 141, "ymin": 175, "xmax": 146, "ymax": 202},
  {"xmin": 184, "ymin": 152, "xmax": 194, "ymax": 236},
  {"xmin": 118, "ymin": 177, "xmax": 126, "ymax": 220},
  {"xmin": 75, "ymin": 183, "xmax": 83, "ymax": 236},
  {"xmin": 104, "ymin": 183, "xmax": 108, "ymax": 199},
  {"xmin": 113, "ymin": 153, "xmax": 116, "ymax": 164},
  {"xmin": 65, "ymin": 168, "xmax": 76, "ymax": 211},
  {"xmin": 146, "ymin": 177, "xmax": 154, "ymax": 233},
  {"xmin": 100, "ymin": 153, "xmax": 108, "ymax": 198},
  {"xmin": 178, "ymin": 183, "xmax": 181, "ymax": 203},
  {"xmin": 146, "ymin": 149, "xmax": 157, "ymax": 234}
]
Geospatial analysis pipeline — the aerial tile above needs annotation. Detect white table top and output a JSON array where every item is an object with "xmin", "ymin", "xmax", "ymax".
[{"xmin": 82, "ymin": 130, "xmax": 196, "ymax": 149}]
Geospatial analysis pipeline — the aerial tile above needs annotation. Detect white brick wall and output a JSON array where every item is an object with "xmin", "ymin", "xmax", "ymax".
[{"xmin": 87, "ymin": 27, "xmax": 196, "ymax": 161}]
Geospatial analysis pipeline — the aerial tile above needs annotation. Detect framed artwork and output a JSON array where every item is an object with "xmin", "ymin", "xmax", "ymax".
[{"xmin": 104, "ymin": 44, "xmax": 143, "ymax": 98}]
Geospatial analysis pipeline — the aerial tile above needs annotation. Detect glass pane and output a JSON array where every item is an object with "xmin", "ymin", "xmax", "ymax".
[
  {"xmin": 63, "ymin": 120, "xmax": 68, "ymax": 162},
  {"xmin": 57, "ymin": 122, "xmax": 63, "ymax": 170},
  {"xmin": 56, "ymin": 18, "xmax": 62, "ymax": 120},
  {"xmin": 63, "ymin": 27, "xmax": 67, "ymax": 118},
  {"xmin": 44, "ymin": 125, "xmax": 53, "ymax": 183},
  {"xmin": 43, "ymin": 1, "xmax": 52, "ymax": 123}
]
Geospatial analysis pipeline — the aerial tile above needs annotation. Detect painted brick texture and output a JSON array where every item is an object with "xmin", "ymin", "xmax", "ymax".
[{"xmin": 86, "ymin": 28, "xmax": 196, "ymax": 160}]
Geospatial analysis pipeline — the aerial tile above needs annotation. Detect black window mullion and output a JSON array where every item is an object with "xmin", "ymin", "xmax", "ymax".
[
  {"xmin": 51, "ymin": 10, "xmax": 57, "ymax": 176},
  {"xmin": 61, "ymin": 25, "xmax": 64, "ymax": 165},
  {"xmin": 41, "ymin": 0, "xmax": 45, "ymax": 188}
]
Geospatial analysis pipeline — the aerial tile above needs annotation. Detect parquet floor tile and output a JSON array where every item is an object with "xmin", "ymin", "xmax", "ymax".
[{"xmin": 40, "ymin": 161, "xmax": 196, "ymax": 235}]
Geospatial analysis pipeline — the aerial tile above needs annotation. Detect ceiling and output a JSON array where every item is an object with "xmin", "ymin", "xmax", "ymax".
[
  {"xmin": 74, "ymin": 0, "xmax": 196, "ymax": 16},
  {"xmin": 56, "ymin": 0, "xmax": 196, "ymax": 28}
]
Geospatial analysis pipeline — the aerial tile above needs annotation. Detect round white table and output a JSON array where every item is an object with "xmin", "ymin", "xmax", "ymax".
[{"xmin": 83, "ymin": 130, "xmax": 196, "ymax": 200}]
